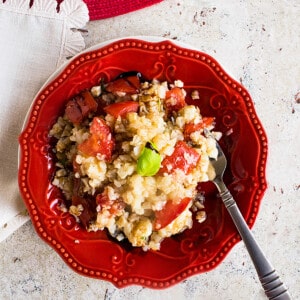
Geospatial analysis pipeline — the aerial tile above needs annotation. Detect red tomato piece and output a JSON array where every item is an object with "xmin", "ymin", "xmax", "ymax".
[
  {"xmin": 96, "ymin": 193, "xmax": 126, "ymax": 215},
  {"xmin": 125, "ymin": 76, "xmax": 141, "ymax": 90},
  {"xmin": 153, "ymin": 197, "xmax": 191, "ymax": 230},
  {"xmin": 65, "ymin": 90, "xmax": 98, "ymax": 124},
  {"xmin": 78, "ymin": 117, "xmax": 114, "ymax": 161},
  {"xmin": 96, "ymin": 193, "xmax": 111, "ymax": 207},
  {"xmin": 159, "ymin": 141, "xmax": 200, "ymax": 174},
  {"xmin": 165, "ymin": 87, "xmax": 186, "ymax": 112},
  {"xmin": 103, "ymin": 100, "xmax": 139, "ymax": 118},
  {"xmin": 106, "ymin": 76, "xmax": 140, "ymax": 94},
  {"xmin": 65, "ymin": 100, "xmax": 82, "ymax": 124},
  {"xmin": 78, "ymin": 135, "xmax": 102, "ymax": 157},
  {"xmin": 184, "ymin": 117, "xmax": 215, "ymax": 139},
  {"xmin": 77, "ymin": 90, "xmax": 98, "ymax": 115},
  {"xmin": 89, "ymin": 116, "xmax": 110, "ymax": 136}
]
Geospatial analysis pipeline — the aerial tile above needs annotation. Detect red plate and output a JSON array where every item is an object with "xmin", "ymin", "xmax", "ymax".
[{"xmin": 18, "ymin": 38, "xmax": 268, "ymax": 288}]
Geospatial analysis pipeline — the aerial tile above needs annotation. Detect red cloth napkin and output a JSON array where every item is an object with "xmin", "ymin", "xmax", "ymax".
[{"xmin": 83, "ymin": 0, "xmax": 163, "ymax": 20}]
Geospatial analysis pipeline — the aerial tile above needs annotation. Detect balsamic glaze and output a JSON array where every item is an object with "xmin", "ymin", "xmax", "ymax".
[{"xmin": 115, "ymin": 71, "xmax": 145, "ymax": 81}]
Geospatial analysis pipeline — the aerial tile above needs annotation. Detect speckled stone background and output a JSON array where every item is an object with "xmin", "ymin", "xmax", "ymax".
[{"xmin": 1, "ymin": 0, "xmax": 299, "ymax": 299}]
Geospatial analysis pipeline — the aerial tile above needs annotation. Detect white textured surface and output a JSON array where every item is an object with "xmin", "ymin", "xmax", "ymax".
[
  {"xmin": 1, "ymin": 0, "xmax": 299, "ymax": 299},
  {"xmin": 0, "ymin": 0, "xmax": 89, "ymax": 242}
]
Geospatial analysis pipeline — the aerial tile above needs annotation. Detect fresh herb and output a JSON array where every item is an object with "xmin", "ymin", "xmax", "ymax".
[{"xmin": 137, "ymin": 142, "xmax": 161, "ymax": 176}]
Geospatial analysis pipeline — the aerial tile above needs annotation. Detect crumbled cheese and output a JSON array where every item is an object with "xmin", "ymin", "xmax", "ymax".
[
  {"xmin": 174, "ymin": 80, "xmax": 184, "ymax": 88},
  {"xmin": 91, "ymin": 85, "xmax": 102, "ymax": 97},
  {"xmin": 196, "ymin": 211, "xmax": 207, "ymax": 223},
  {"xmin": 191, "ymin": 90, "xmax": 200, "ymax": 100}
]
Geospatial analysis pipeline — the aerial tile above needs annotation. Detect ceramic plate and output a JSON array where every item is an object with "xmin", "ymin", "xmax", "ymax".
[{"xmin": 18, "ymin": 37, "xmax": 268, "ymax": 289}]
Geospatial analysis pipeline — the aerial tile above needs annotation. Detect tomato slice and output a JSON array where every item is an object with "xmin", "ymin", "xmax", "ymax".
[
  {"xmin": 159, "ymin": 141, "xmax": 200, "ymax": 174},
  {"xmin": 96, "ymin": 193, "xmax": 126, "ymax": 215},
  {"xmin": 65, "ymin": 90, "xmax": 98, "ymax": 124},
  {"xmin": 65, "ymin": 100, "xmax": 82, "ymax": 124},
  {"xmin": 78, "ymin": 117, "xmax": 114, "ymax": 161},
  {"xmin": 77, "ymin": 90, "xmax": 98, "ymax": 115},
  {"xmin": 89, "ymin": 116, "xmax": 110, "ymax": 136},
  {"xmin": 164, "ymin": 87, "xmax": 186, "ymax": 112},
  {"xmin": 106, "ymin": 76, "xmax": 140, "ymax": 94},
  {"xmin": 124, "ymin": 76, "xmax": 140, "ymax": 90},
  {"xmin": 153, "ymin": 197, "xmax": 191, "ymax": 230},
  {"xmin": 103, "ymin": 100, "xmax": 139, "ymax": 118},
  {"xmin": 184, "ymin": 117, "xmax": 215, "ymax": 139}
]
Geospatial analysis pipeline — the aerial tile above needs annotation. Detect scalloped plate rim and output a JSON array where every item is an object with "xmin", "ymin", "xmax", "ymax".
[{"xmin": 18, "ymin": 37, "xmax": 268, "ymax": 289}]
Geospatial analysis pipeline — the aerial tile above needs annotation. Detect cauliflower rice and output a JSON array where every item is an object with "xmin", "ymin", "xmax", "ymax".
[{"xmin": 50, "ymin": 75, "xmax": 219, "ymax": 251}]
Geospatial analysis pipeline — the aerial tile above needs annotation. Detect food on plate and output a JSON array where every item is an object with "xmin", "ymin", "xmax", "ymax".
[{"xmin": 50, "ymin": 74, "xmax": 220, "ymax": 250}]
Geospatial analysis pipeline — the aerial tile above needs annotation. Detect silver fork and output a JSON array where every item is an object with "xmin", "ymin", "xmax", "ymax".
[{"xmin": 209, "ymin": 137, "xmax": 291, "ymax": 300}]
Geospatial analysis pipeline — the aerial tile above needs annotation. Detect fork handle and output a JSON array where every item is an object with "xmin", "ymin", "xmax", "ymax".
[{"xmin": 216, "ymin": 180, "xmax": 291, "ymax": 299}]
